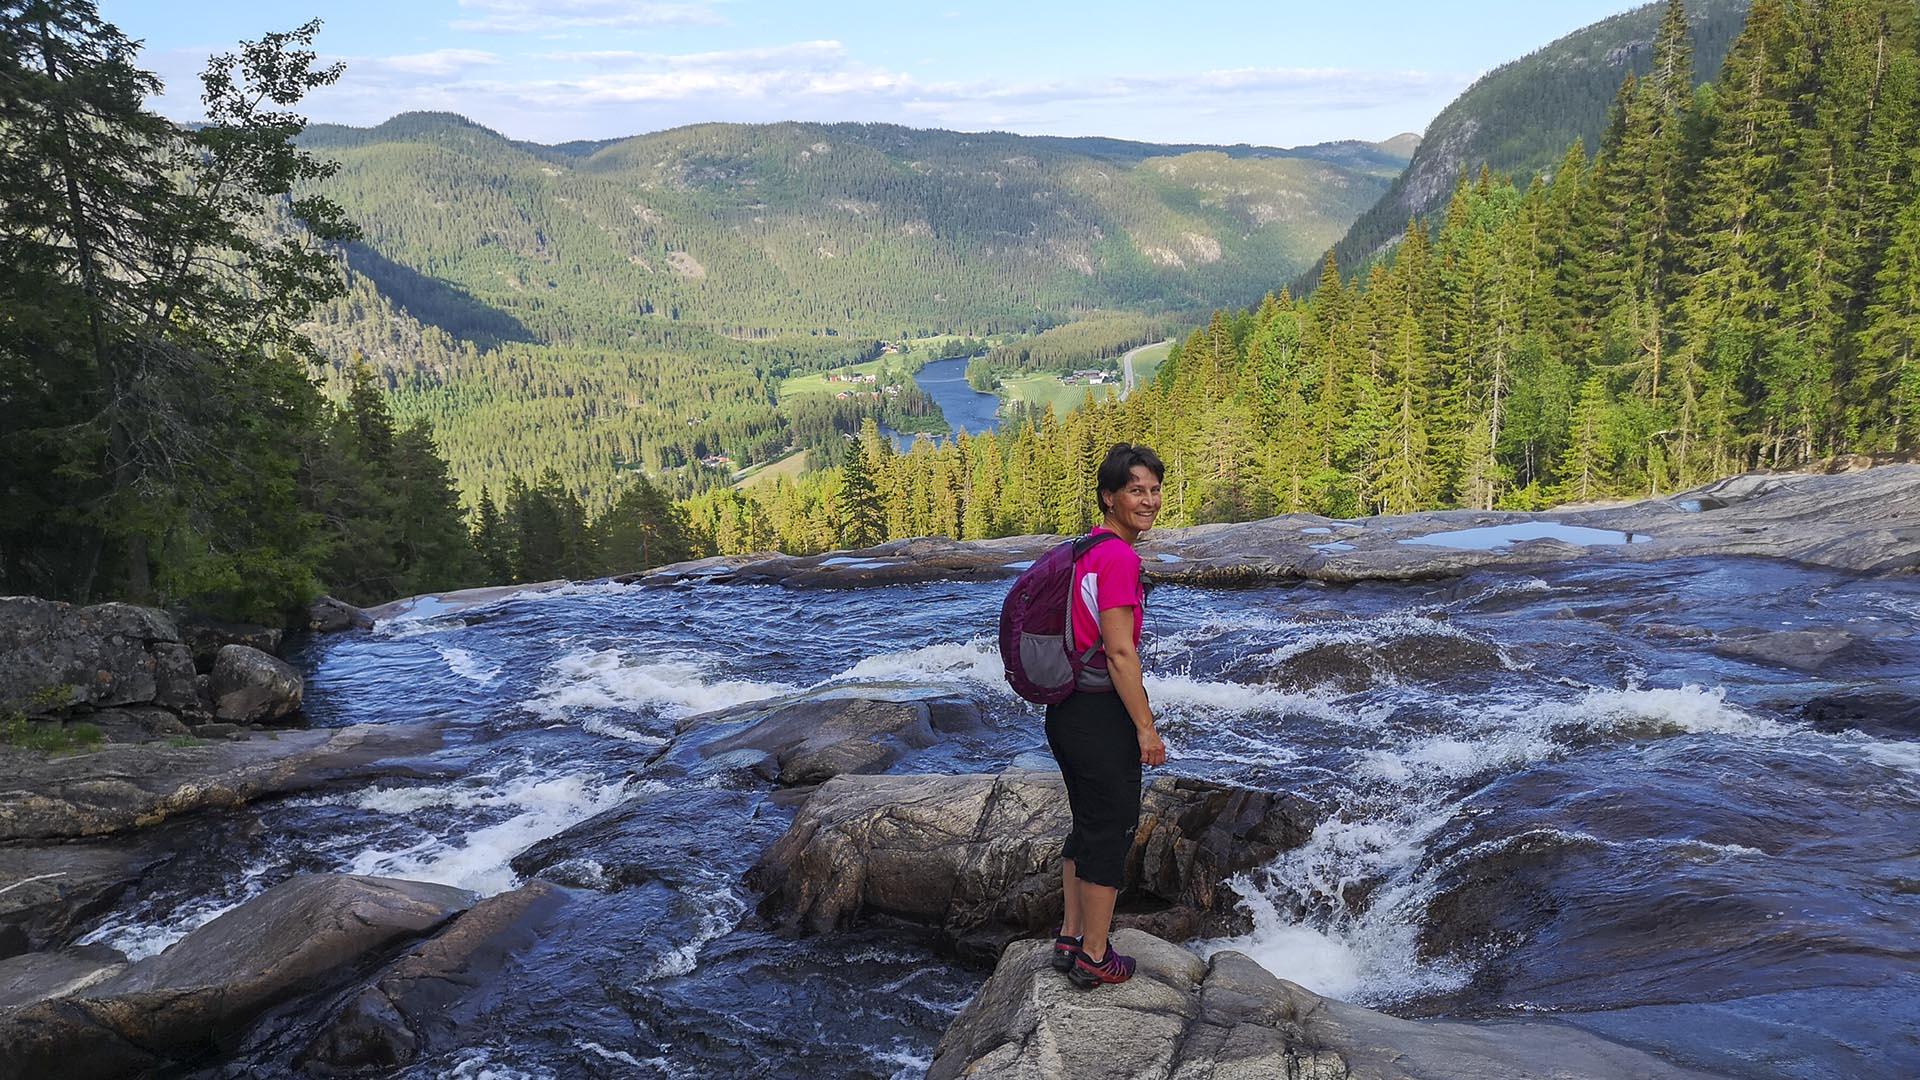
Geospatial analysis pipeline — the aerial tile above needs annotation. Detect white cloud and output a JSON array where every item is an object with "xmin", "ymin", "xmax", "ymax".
[
  {"xmin": 374, "ymin": 49, "xmax": 502, "ymax": 76},
  {"xmin": 541, "ymin": 41, "xmax": 849, "ymax": 72},
  {"xmin": 452, "ymin": 0, "xmax": 726, "ymax": 33}
]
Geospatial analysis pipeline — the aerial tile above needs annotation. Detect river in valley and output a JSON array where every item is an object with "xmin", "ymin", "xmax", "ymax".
[
  {"xmin": 71, "ymin": 556, "xmax": 1920, "ymax": 1078},
  {"xmin": 884, "ymin": 355, "xmax": 1001, "ymax": 451}
]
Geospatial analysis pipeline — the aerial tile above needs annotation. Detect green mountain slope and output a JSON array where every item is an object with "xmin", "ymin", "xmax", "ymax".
[
  {"xmin": 1310, "ymin": 0, "xmax": 1750, "ymax": 285},
  {"xmin": 299, "ymin": 115, "xmax": 1399, "ymax": 344}
]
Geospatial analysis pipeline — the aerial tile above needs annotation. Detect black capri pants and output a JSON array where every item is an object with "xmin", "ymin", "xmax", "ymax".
[{"xmin": 1044, "ymin": 689, "xmax": 1142, "ymax": 889}]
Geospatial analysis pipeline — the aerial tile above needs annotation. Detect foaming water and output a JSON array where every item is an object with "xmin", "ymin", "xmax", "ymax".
[
  {"xmin": 345, "ymin": 771, "xmax": 635, "ymax": 895},
  {"xmin": 526, "ymin": 648, "xmax": 795, "ymax": 721}
]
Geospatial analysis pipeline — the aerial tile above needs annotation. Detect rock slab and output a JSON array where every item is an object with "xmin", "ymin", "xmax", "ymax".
[
  {"xmin": 0, "ymin": 874, "xmax": 472, "ymax": 1079},
  {"xmin": 0, "ymin": 722, "xmax": 442, "ymax": 841},
  {"xmin": 301, "ymin": 880, "xmax": 570, "ymax": 1073},
  {"xmin": 750, "ymin": 772, "xmax": 1319, "ymax": 963},
  {"xmin": 930, "ymin": 929, "xmax": 1721, "ymax": 1080}
]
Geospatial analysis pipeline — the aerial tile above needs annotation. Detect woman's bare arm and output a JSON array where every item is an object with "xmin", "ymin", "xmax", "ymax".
[{"xmin": 1099, "ymin": 605, "xmax": 1166, "ymax": 766}]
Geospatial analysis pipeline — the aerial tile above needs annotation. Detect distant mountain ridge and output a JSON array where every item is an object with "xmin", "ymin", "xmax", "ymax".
[
  {"xmin": 297, "ymin": 113, "xmax": 1410, "ymax": 346},
  {"xmin": 1308, "ymin": 0, "xmax": 1751, "ymax": 287}
]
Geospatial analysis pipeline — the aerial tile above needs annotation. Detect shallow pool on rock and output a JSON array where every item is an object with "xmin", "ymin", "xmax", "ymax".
[{"xmin": 1400, "ymin": 521, "xmax": 1653, "ymax": 550}]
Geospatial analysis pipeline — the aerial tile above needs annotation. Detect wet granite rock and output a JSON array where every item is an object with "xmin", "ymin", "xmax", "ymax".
[
  {"xmin": 0, "ymin": 722, "xmax": 443, "ymax": 841},
  {"xmin": 512, "ymin": 786, "xmax": 778, "ymax": 890},
  {"xmin": 929, "ymin": 930, "xmax": 1719, "ymax": 1079},
  {"xmin": 308, "ymin": 595, "xmax": 374, "ymax": 633},
  {"xmin": 301, "ymin": 880, "xmax": 570, "ymax": 1074},
  {"xmin": 0, "ymin": 842, "xmax": 172, "ymax": 960},
  {"xmin": 1249, "ymin": 621, "xmax": 1511, "ymax": 692},
  {"xmin": 0, "ymin": 945, "xmax": 127, "ymax": 1012},
  {"xmin": 1711, "ymin": 628, "xmax": 1867, "ymax": 672},
  {"xmin": 0, "ymin": 874, "xmax": 471, "ymax": 1080},
  {"xmin": 749, "ymin": 771, "xmax": 1320, "ymax": 964},
  {"xmin": 1797, "ymin": 690, "xmax": 1920, "ymax": 738},
  {"xmin": 652, "ymin": 683, "xmax": 979, "ymax": 786},
  {"xmin": 209, "ymin": 643, "xmax": 304, "ymax": 722}
]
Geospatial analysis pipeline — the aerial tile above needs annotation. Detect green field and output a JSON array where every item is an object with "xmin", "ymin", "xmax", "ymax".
[
  {"xmin": 732, "ymin": 448, "xmax": 812, "ymax": 488},
  {"xmin": 778, "ymin": 357, "xmax": 894, "ymax": 399},
  {"xmin": 1003, "ymin": 373, "xmax": 1121, "ymax": 416},
  {"xmin": 1128, "ymin": 340, "xmax": 1172, "ymax": 384},
  {"xmin": 1000, "ymin": 340, "xmax": 1169, "ymax": 416}
]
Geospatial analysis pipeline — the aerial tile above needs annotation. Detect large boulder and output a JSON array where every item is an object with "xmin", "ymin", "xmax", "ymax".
[
  {"xmin": 652, "ymin": 684, "xmax": 979, "ymax": 787},
  {"xmin": 749, "ymin": 771, "xmax": 1320, "ymax": 964},
  {"xmin": 0, "ymin": 722, "xmax": 442, "ymax": 841},
  {"xmin": 929, "ymin": 930, "xmax": 1719, "ymax": 1080},
  {"xmin": 301, "ymin": 880, "xmax": 570, "ymax": 1074},
  {"xmin": 0, "ymin": 596, "xmax": 198, "ymax": 716},
  {"xmin": 209, "ymin": 643, "xmax": 304, "ymax": 722},
  {"xmin": 0, "ymin": 874, "xmax": 472, "ymax": 1079}
]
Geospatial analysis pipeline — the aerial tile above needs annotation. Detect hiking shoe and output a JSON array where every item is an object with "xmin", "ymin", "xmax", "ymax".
[
  {"xmin": 1067, "ymin": 946, "xmax": 1135, "ymax": 988},
  {"xmin": 1051, "ymin": 928, "xmax": 1083, "ymax": 972}
]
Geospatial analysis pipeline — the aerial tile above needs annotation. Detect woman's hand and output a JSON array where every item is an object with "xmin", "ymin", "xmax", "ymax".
[{"xmin": 1137, "ymin": 726, "xmax": 1167, "ymax": 767}]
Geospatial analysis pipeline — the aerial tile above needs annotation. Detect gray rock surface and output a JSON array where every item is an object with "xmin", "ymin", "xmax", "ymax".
[
  {"xmin": 638, "ymin": 465, "xmax": 1920, "ymax": 590},
  {"xmin": 0, "ymin": 874, "xmax": 472, "ymax": 1080},
  {"xmin": 749, "ymin": 772, "xmax": 1319, "ymax": 964},
  {"xmin": 302, "ymin": 880, "xmax": 570, "ymax": 1073},
  {"xmin": 209, "ymin": 643, "xmax": 304, "ymax": 722},
  {"xmin": 652, "ymin": 683, "xmax": 978, "ymax": 786},
  {"xmin": 0, "ymin": 596, "xmax": 197, "ymax": 716},
  {"xmin": 0, "ymin": 722, "xmax": 441, "ymax": 841},
  {"xmin": 0, "ymin": 945, "xmax": 126, "ymax": 1012},
  {"xmin": 930, "ymin": 930, "xmax": 1720, "ymax": 1080}
]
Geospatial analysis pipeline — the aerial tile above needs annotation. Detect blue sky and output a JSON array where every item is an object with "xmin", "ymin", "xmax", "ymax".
[{"xmin": 105, "ymin": 0, "xmax": 1650, "ymax": 147}]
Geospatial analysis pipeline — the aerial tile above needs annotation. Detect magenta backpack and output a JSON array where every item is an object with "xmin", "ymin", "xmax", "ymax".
[{"xmin": 999, "ymin": 532, "xmax": 1123, "ymax": 704}]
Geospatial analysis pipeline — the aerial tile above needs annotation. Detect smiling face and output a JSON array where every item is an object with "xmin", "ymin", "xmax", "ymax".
[{"xmin": 1102, "ymin": 464, "xmax": 1163, "ymax": 540}]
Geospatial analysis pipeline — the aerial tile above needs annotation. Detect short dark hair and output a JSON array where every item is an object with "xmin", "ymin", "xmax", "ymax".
[{"xmin": 1096, "ymin": 443, "xmax": 1164, "ymax": 515}]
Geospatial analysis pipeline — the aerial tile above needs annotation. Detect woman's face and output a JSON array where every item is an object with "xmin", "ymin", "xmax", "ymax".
[{"xmin": 1105, "ymin": 464, "xmax": 1163, "ymax": 536}]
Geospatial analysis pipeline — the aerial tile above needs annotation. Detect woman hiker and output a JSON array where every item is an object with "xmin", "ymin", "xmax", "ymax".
[{"xmin": 1050, "ymin": 442, "xmax": 1167, "ymax": 988}]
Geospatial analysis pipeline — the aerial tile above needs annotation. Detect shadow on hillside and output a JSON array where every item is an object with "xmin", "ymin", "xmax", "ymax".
[{"xmin": 344, "ymin": 242, "xmax": 535, "ymax": 348}]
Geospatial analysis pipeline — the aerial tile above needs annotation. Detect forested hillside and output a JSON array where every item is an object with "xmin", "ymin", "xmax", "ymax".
[
  {"xmin": 299, "ymin": 115, "xmax": 1404, "ymax": 341},
  {"xmin": 1313, "ymin": 0, "xmax": 1751, "ymax": 284},
  {"xmin": 295, "ymin": 117, "xmax": 1406, "ymax": 509},
  {"xmin": 673, "ymin": 0, "xmax": 1919, "ymax": 562}
]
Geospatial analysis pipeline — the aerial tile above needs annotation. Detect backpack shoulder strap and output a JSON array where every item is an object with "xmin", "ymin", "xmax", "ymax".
[{"xmin": 1070, "ymin": 530, "xmax": 1124, "ymax": 559}]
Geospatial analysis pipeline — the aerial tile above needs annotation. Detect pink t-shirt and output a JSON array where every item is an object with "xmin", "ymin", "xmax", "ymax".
[{"xmin": 1070, "ymin": 527, "xmax": 1144, "ymax": 665}]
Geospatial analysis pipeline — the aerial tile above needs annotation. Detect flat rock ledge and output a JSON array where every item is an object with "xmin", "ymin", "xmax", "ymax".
[
  {"xmin": 0, "ymin": 722, "xmax": 441, "ymax": 842},
  {"xmin": 635, "ymin": 465, "xmax": 1920, "ymax": 589},
  {"xmin": 930, "ymin": 929, "xmax": 1721, "ymax": 1080},
  {"xmin": 749, "ymin": 771, "xmax": 1319, "ymax": 964},
  {"xmin": 0, "ymin": 874, "xmax": 473, "ymax": 1080}
]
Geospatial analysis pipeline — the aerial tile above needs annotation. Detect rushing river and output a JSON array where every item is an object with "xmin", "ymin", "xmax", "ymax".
[{"xmin": 76, "ymin": 557, "xmax": 1920, "ymax": 1078}]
